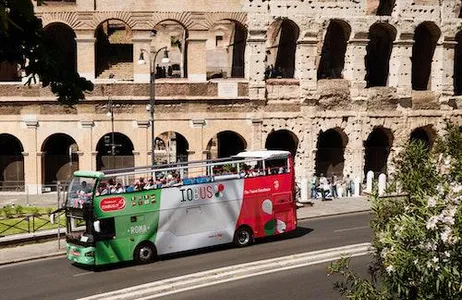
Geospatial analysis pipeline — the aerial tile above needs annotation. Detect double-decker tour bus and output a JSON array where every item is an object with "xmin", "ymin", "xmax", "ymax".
[{"xmin": 64, "ymin": 150, "xmax": 297, "ymax": 266}]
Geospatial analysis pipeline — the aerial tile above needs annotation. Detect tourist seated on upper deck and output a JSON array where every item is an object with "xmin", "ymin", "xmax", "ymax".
[{"xmin": 143, "ymin": 177, "xmax": 155, "ymax": 190}]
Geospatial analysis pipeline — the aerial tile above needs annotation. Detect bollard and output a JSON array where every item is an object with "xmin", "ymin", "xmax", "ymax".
[
  {"xmin": 378, "ymin": 173, "xmax": 387, "ymax": 196},
  {"xmin": 366, "ymin": 170, "xmax": 374, "ymax": 193},
  {"xmin": 300, "ymin": 177, "xmax": 310, "ymax": 203},
  {"xmin": 354, "ymin": 177, "xmax": 361, "ymax": 197}
]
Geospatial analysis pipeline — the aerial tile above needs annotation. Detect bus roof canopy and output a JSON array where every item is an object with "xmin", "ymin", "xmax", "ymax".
[
  {"xmin": 73, "ymin": 170, "xmax": 105, "ymax": 179},
  {"xmin": 233, "ymin": 150, "xmax": 291, "ymax": 160}
]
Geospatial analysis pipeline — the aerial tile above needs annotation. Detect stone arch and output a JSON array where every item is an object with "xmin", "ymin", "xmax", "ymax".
[
  {"xmin": 315, "ymin": 128, "xmax": 348, "ymax": 177},
  {"xmin": 454, "ymin": 31, "xmax": 462, "ymax": 95},
  {"xmin": 155, "ymin": 131, "xmax": 189, "ymax": 164},
  {"xmin": 206, "ymin": 19, "xmax": 247, "ymax": 79},
  {"xmin": 265, "ymin": 129, "xmax": 299, "ymax": 158},
  {"xmin": 365, "ymin": 23, "xmax": 396, "ymax": 87},
  {"xmin": 410, "ymin": 125, "xmax": 436, "ymax": 150},
  {"xmin": 95, "ymin": 19, "xmax": 133, "ymax": 80},
  {"xmin": 0, "ymin": 134, "xmax": 24, "ymax": 191},
  {"xmin": 364, "ymin": 127, "xmax": 393, "ymax": 176},
  {"xmin": 412, "ymin": 22, "xmax": 441, "ymax": 91},
  {"xmin": 152, "ymin": 20, "xmax": 189, "ymax": 78},
  {"xmin": 266, "ymin": 18, "xmax": 300, "ymax": 79},
  {"xmin": 317, "ymin": 19, "xmax": 351, "ymax": 80},
  {"xmin": 206, "ymin": 130, "xmax": 247, "ymax": 159},
  {"xmin": 44, "ymin": 22, "xmax": 77, "ymax": 73},
  {"xmin": 96, "ymin": 132, "xmax": 134, "ymax": 170},
  {"xmin": 41, "ymin": 133, "xmax": 79, "ymax": 188}
]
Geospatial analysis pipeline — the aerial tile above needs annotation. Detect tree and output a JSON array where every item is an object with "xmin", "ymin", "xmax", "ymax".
[
  {"xmin": 329, "ymin": 123, "xmax": 462, "ymax": 299},
  {"xmin": 0, "ymin": 0, "xmax": 93, "ymax": 105}
]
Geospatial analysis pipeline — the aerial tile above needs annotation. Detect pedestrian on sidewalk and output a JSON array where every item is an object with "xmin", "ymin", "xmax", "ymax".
[
  {"xmin": 331, "ymin": 173, "xmax": 338, "ymax": 198},
  {"xmin": 344, "ymin": 174, "xmax": 353, "ymax": 197},
  {"xmin": 310, "ymin": 173, "xmax": 317, "ymax": 199}
]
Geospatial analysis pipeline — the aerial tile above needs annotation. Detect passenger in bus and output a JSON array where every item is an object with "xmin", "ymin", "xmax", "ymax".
[
  {"xmin": 115, "ymin": 182, "xmax": 125, "ymax": 193},
  {"xmin": 143, "ymin": 178, "xmax": 155, "ymax": 190}
]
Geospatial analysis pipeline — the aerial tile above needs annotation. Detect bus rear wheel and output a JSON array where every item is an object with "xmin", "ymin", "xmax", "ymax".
[
  {"xmin": 134, "ymin": 242, "xmax": 157, "ymax": 264},
  {"xmin": 233, "ymin": 226, "xmax": 253, "ymax": 247}
]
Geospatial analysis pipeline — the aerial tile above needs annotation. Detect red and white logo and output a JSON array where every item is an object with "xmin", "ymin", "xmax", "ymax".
[
  {"xmin": 100, "ymin": 196, "xmax": 126, "ymax": 212},
  {"xmin": 273, "ymin": 180, "xmax": 280, "ymax": 190}
]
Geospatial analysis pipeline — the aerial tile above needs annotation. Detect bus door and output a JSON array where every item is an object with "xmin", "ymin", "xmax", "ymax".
[{"xmin": 272, "ymin": 192, "xmax": 295, "ymax": 233}]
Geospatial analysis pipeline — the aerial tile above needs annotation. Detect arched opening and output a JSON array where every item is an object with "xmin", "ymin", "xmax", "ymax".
[
  {"xmin": 410, "ymin": 126, "xmax": 434, "ymax": 150},
  {"xmin": 364, "ymin": 127, "xmax": 393, "ymax": 177},
  {"xmin": 454, "ymin": 31, "xmax": 462, "ymax": 95},
  {"xmin": 96, "ymin": 133, "xmax": 134, "ymax": 170},
  {"xmin": 317, "ymin": 20, "xmax": 351, "ymax": 80},
  {"xmin": 412, "ymin": 22, "xmax": 440, "ymax": 91},
  {"xmin": 206, "ymin": 131, "xmax": 247, "ymax": 159},
  {"xmin": 44, "ymin": 22, "xmax": 77, "ymax": 73},
  {"xmin": 266, "ymin": 19, "xmax": 299, "ymax": 79},
  {"xmin": 155, "ymin": 131, "xmax": 189, "ymax": 164},
  {"xmin": 95, "ymin": 19, "xmax": 133, "ymax": 80},
  {"xmin": 0, "ymin": 62, "xmax": 20, "ymax": 82},
  {"xmin": 265, "ymin": 129, "xmax": 299, "ymax": 158},
  {"xmin": 207, "ymin": 20, "xmax": 247, "ymax": 79},
  {"xmin": 0, "ymin": 134, "xmax": 24, "ymax": 191},
  {"xmin": 377, "ymin": 0, "xmax": 395, "ymax": 16},
  {"xmin": 365, "ymin": 23, "xmax": 396, "ymax": 87},
  {"xmin": 41, "ymin": 134, "xmax": 79, "ymax": 189},
  {"xmin": 152, "ymin": 20, "xmax": 188, "ymax": 78},
  {"xmin": 315, "ymin": 129, "xmax": 347, "ymax": 177}
]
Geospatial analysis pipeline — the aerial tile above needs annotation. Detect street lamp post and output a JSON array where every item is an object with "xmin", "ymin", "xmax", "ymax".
[
  {"xmin": 107, "ymin": 96, "xmax": 116, "ymax": 169},
  {"xmin": 138, "ymin": 46, "xmax": 170, "ymax": 166}
]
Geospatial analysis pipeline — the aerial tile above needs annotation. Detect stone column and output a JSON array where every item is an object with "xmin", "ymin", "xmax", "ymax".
[
  {"xmin": 136, "ymin": 120, "xmax": 150, "ymax": 166},
  {"xmin": 296, "ymin": 37, "xmax": 318, "ymax": 103},
  {"xmin": 251, "ymin": 119, "xmax": 263, "ymax": 150},
  {"xmin": 247, "ymin": 30, "xmax": 267, "ymax": 100},
  {"xmin": 75, "ymin": 30, "xmax": 96, "ymax": 80},
  {"xmin": 388, "ymin": 38, "xmax": 414, "ymax": 99},
  {"xmin": 132, "ymin": 30, "xmax": 152, "ymax": 83},
  {"xmin": 343, "ymin": 36, "xmax": 369, "ymax": 99},
  {"xmin": 79, "ymin": 121, "xmax": 94, "ymax": 171},
  {"xmin": 187, "ymin": 31, "xmax": 207, "ymax": 81},
  {"xmin": 23, "ymin": 119, "xmax": 40, "ymax": 194},
  {"xmin": 434, "ymin": 40, "xmax": 456, "ymax": 107}
]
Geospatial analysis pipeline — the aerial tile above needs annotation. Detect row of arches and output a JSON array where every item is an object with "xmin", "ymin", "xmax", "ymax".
[
  {"xmin": 3, "ymin": 17, "xmax": 461, "ymax": 93},
  {"xmin": 0, "ymin": 125, "xmax": 435, "ymax": 191}
]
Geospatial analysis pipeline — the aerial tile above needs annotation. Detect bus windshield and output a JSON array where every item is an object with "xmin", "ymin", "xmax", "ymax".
[{"xmin": 66, "ymin": 176, "xmax": 97, "ymax": 209}]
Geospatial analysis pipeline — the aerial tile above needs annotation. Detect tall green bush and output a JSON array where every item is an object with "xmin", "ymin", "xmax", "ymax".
[{"xmin": 329, "ymin": 123, "xmax": 462, "ymax": 300}]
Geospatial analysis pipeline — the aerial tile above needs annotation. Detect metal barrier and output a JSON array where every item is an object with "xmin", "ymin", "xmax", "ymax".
[{"xmin": 0, "ymin": 211, "xmax": 66, "ymax": 236}]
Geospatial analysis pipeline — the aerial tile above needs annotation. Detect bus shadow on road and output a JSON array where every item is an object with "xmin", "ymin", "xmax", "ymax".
[{"xmin": 255, "ymin": 226, "xmax": 314, "ymax": 245}]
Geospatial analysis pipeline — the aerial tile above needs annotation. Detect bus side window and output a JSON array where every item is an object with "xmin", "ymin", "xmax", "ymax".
[{"xmin": 95, "ymin": 217, "xmax": 116, "ymax": 241}]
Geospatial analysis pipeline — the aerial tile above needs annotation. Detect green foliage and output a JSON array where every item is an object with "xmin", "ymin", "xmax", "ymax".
[
  {"xmin": 329, "ymin": 123, "xmax": 462, "ymax": 300},
  {"xmin": 0, "ymin": 0, "xmax": 93, "ymax": 105},
  {"xmin": 2, "ymin": 205, "xmax": 13, "ymax": 218},
  {"xmin": 14, "ymin": 204, "xmax": 24, "ymax": 216},
  {"xmin": 30, "ymin": 206, "xmax": 39, "ymax": 216}
]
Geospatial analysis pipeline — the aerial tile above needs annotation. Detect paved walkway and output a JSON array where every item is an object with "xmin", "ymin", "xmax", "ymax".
[{"xmin": 0, "ymin": 196, "xmax": 370, "ymax": 266}]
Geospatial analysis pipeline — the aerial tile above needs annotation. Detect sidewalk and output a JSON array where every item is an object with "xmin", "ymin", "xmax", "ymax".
[{"xmin": 0, "ymin": 196, "xmax": 370, "ymax": 266}]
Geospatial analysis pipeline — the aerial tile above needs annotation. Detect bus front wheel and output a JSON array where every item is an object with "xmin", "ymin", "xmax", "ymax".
[
  {"xmin": 233, "ymin": 226, "xmax": 253, "ymax": 247},
  {"xmin": 134, "ymin": 242, "xmax": 157, "ymax": 264}
]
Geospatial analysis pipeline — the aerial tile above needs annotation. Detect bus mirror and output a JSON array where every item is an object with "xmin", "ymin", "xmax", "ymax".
[{"xmin": 93, "ymin": 220, "xmax": 101, "ymax": 233}]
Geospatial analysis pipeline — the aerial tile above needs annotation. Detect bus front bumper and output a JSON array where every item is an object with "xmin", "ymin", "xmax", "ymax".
[{"xmin": 66, "ymin": 243, "xmax": 95, "ymax": 265}]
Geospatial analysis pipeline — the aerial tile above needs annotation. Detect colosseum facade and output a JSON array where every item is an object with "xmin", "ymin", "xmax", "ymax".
[{"xmin": 0, "ymin": 0, "xmax": 460, "ymax": 194}]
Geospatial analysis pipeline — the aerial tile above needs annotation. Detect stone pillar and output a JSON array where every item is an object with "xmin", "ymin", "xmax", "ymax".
[
  {"xmin": 296, "ymin": 37, "xmax": 318, "ymax": 103},
  {"xmin": 23, "ymin": 119, "xmax": 40, "ymax": 194},
  {"xmin": 435, "ymin": 40, "xmax": 456, "ymax": 107},
  {"xmin": 388, "ymin": 38, "xmax": 414, "ymax": 98},
  {"xmin": 136, "ymin": 120, "xmax": 150, "ymax": 167},
  {"xmin": 251, "ymin": 119, "xmax": 263, "ymax": 150},
  {"xmin": 247, "ymin": 30, "xmax": 267, "ymax": 100},
  {"xmin": 343, "ymin": 36, "xmax": 369, "ymax": 99},
  {"xmin": 79, "ymin": 121, "xmax": 94, "ymax": 171},
  {"xmin": 132, "ymin": 31, "xmax": 152, "ymax": 83},
  {"xmin": 187, "ymin": 31, "xmax": 207, "ymax": 81},
  {"xmin": 75, "ymin": 30, "xmax": 96, "ymax": 80}
]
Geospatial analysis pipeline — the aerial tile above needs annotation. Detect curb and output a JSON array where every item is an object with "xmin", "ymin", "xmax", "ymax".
[
  {"xmin": 78, "ymin": 243, "xmax": 371, "ymax": 300},
  {"xmin": 0, "ymin": 251, "xmax": 66, "ymax": 267},
  {"xmin": 297, "ymin": 209, "xmax": 372, "ymax": 221}
]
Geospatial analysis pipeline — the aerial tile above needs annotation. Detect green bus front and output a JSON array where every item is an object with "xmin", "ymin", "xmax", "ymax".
[{"xmin": 65, "ymin": 171, "xmax": 103, "ymax": 265}]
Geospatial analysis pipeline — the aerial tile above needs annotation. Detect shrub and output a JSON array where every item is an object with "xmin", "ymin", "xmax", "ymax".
[
  {"xmin": 2, "ymin": 205, "xmax": 13, "ymax": 218},
  {"xmin": 14, "ymin": 205, "xmax": 24, "ymax": 216},
  {"xmin": 329, "ymin": 123, "xmax": 462, "ymax": 300}
]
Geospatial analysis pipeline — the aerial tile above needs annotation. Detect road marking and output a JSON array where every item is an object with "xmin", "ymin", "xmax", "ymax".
[
  {"xmin": 334, "ymin": 226, "xmax": 369, "ymax": 233},
  {"xmin": 74, "ymin": 271, "xmax": 94, "ymax": 277},
  {"xmin": 77, "ymin": 242, "xmax": 371, "ymax": 300}
]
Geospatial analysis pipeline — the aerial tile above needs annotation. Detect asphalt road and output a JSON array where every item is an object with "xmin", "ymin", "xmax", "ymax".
[
  {"xmin": 0, "ymin": 212, "xmax": 372, "ymax": 300},
  {"xmin": 162, "ymin": 255, "xmax": 371, "ymax": 300}
]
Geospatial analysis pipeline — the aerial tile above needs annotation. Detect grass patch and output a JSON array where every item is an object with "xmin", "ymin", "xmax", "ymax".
[{"xmin": 0, "ymin": 205, "xmax": 65, "ymax": 236}]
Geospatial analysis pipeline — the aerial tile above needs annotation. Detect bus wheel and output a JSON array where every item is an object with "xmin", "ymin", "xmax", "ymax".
[
  {"xmin": 134, "ymin": 242, "xmax": 157, "ymax": 264},
  {"xmin": 233, "ymin": 226, "xmax": 253, "ymax": 247}
]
